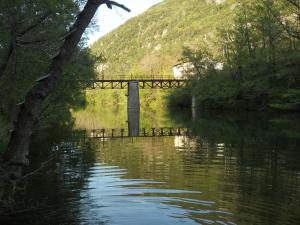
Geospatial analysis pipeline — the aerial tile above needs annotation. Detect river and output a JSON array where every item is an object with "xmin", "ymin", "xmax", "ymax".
[{"xmin": 2, "ymin": 106, "xmax": 300, "ymax": 225}]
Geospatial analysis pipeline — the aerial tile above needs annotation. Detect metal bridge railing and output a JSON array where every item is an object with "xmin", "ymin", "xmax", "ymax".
[
  {"xmin": 79, "ymin": 79, "xmax": 188, "ymax": 89},
  {"xmin": 95, "ymin": 74, "xmax": 187, "ymax": 81}
]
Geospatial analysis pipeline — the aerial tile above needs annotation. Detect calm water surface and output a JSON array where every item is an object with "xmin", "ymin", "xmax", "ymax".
[{"xmin": 3, "ymin": 107, "xmax": 300, "ymax": 225}]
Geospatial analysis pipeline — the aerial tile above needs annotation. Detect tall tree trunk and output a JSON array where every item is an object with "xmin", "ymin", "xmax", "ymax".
[{"xmin": 2, "ymin": 0, "xmax": 129, "ymax": 166}]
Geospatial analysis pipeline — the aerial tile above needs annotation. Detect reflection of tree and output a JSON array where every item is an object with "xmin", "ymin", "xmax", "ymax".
[
  {"xmin": 0, "ymin": 128, "xmax": 98, "ymax": 225},
  {"xmin": 89, "ymin": 110, "xmax": 300, "ymax": 224},
  {"xmin": 169, "ymin": 110, "xmax": 300, "ymax": 224}
]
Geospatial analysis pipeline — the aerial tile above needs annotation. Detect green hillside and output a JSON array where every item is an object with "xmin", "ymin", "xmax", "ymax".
[{"xmin": 91, "ymin": 0, "xmax": 237, "ymax": 77}]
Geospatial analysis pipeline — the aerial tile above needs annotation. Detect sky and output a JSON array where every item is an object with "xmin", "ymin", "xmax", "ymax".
[{"xmin": 87, "ymin": 0, "xmax": 162, "ymax": 45}]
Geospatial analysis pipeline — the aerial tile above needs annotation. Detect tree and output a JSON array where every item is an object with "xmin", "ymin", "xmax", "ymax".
[
  {"xmin": 170, "ymin": 0, "xmax": 299, "ymax": 111},
  {"xmin": 2, "ymin": 0, "xmax": 130, "ymax": 170},
  {"xmin": 0, "ymin": 0, "xmax": 81, "ymax": 114},
  {"xmin": 0, "ymin": 0, "xmax": 78, "ymax": 79}
]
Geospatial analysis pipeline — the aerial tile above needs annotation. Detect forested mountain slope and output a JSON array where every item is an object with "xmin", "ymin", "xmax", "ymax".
[{"xmin": 91, "ymin": 0, "xmax": 236, "ymax": 76}]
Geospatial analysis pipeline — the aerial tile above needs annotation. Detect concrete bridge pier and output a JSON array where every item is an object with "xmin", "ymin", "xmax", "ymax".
[{"xmin": 127, "ymin": 81, "xmax": 140, "ymax": 136}]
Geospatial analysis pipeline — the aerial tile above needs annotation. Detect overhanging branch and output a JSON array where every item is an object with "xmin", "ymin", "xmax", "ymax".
[{"xmin": 102, "ymin": 0, "xmax": 131, "ymax": 12}]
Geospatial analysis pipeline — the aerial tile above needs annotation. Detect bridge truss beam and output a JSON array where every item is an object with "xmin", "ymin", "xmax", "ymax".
[{"xmin": 87, "ymin": 79, "xmax": 188, "ymax": 89}]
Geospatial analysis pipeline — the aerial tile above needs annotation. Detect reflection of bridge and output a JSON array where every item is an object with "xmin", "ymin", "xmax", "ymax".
[
  {"xmin": 88, "ymin": 127, "xmax": 189, "ymax": 139},
  {"xmin": 81, "ymin": 78, "xmax": 191, "ymax": 135},
  {"xmin": 84, "ymin": 79, "xmax": 188, "ymax": 89}
]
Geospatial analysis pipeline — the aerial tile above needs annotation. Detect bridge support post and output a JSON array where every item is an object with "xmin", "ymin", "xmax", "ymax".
[{"xmin": 127, "ymin": 81, "xmax": 140, "ymax": 136}]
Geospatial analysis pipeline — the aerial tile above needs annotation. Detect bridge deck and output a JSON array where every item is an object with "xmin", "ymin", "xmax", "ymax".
[{"xmin": 83, "ymin": 79, "xmax": 188, "ymax": 89}]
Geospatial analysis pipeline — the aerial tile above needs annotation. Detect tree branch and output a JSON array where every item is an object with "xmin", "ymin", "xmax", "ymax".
[{"xmin": 102, "ymin": 0, "xmax": 131, "ymax": 12}]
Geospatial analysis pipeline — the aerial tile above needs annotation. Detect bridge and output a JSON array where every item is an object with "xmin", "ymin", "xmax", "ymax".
[
  {"xmin": 81, "ymin": 77, "xmax": 191, "ymax": 119},
  {"xmin": 83, "ymin": 78, "xmax": 188, "ymax": 89},
  {"xmin": 80, "ymin": 77, "xmax": 193, "ymax": 136}
]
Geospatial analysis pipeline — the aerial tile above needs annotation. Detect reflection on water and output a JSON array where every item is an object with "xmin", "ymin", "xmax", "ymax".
[
  {"xmin": 79, "ymin": 162, "xmax": 227, "ymax": 225},
  {"xmin": 2, "ymin": 107, "xmax": 300, "ymax": 225},
  {"xmin": 127, "ymin": 108, "xmax": 140, "ymax": 137}
]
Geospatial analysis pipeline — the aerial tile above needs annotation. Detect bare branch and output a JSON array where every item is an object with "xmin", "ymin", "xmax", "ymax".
[{"xmin": 103, "ymin": 0, "xmax": 131, "ymax": 12}]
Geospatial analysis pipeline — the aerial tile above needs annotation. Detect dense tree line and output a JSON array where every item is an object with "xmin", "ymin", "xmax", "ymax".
[{"xmin": 170, "ymin": 0, "xmax": 299, "ymax": 111}]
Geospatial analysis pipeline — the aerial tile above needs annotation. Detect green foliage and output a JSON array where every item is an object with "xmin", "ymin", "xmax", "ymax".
[
  {"xmin": 270, "ymin": 88, "xmax": 300, "ymax": 111},
  {"xmin": 170, "ymin": 0, "xmax": 300, "ymax": 111},
  {"xmin": 38, "ymin": 48, "xmax": 96, "ymax": 128},
  {"xmin": 167, "ymin": 88, "xmax": 192, "ymax": 107},
  {"xmin": 0, "ymin": 0, "xmax": 97, "ymax": 150}
]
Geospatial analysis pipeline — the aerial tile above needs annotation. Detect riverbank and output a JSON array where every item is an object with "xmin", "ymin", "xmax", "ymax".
[
  {"xmin": 167, "ymin": 86, "xmax": 300, "ymax": 112},
  {"xmin": 167, "ymin": 0, "xmax": 299, "ymax": 112}
]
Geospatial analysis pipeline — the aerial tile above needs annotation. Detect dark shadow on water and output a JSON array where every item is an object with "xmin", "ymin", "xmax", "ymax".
[{"xmin": 0, "ymin": 127, "xmax": 104, "ymax": 225}]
